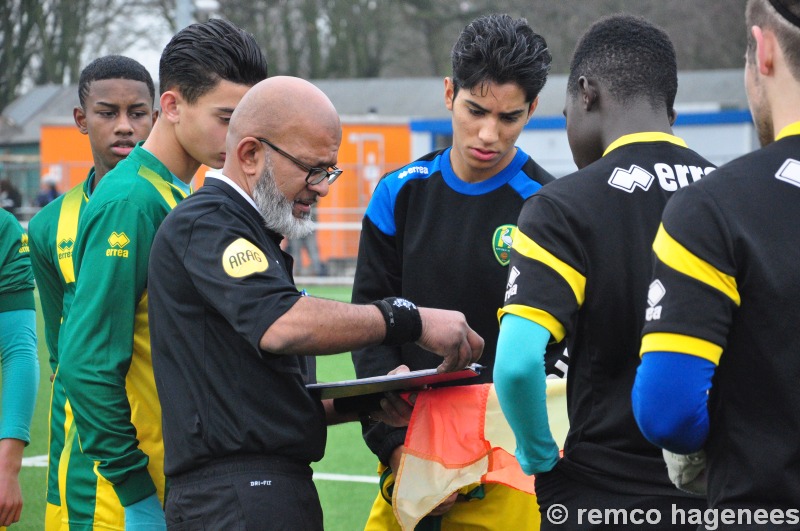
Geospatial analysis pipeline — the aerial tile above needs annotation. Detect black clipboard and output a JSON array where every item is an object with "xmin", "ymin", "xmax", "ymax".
[{"xmin": 307, "ymin": 363, "xmax": 484, "ymax": 414}]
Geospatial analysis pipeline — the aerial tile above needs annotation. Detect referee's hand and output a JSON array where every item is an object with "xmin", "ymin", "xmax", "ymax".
[{"xmin": 416, "ymin": 307, "xmax": 484, "ymax": 373}]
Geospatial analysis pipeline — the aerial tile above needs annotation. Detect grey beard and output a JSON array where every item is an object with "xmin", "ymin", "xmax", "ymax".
[{"xmin": 252, "ymin": 164, "xmax": 315, "ymax": 239}]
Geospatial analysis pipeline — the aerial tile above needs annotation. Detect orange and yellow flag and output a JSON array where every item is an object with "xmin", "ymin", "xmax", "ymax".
[{"xmin": 392, "ymin": 380, "xmax": 568, "ymax": 530}]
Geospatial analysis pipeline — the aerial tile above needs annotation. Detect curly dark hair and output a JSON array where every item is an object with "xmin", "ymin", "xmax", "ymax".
[
  {"xmin": 567, "ymin": 14, "xmax": 678, "ymax": 115},
  {"xmin": 451, "ymin": 13, "xmax": 551, "ymax": 104}
]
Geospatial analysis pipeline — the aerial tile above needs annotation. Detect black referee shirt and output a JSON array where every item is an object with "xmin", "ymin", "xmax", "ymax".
[{"xmin": 149, "ymin": 177, "xmax": 326, "ymax": 477}]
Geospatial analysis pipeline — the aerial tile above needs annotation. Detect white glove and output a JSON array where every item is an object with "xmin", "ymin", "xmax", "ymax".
[{"xmin": 663, "ymin": 449, "xmax": 707, "ymax": 495}]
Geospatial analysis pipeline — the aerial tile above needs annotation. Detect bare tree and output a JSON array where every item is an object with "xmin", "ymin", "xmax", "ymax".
[
  {"xmin": 0, "ymin": 0, "xmax": 41, "ymax": 109},
  {"xmin": 33, "ymin": 0, "xmax": 93, "ymax": 85},
  {"xmin": 1, "ymin": 0, "xmax": 169, "ymax": 111},
  {"xmin": 498, "ymin": 0, "xmax": 748, "ymax": 73},
  {"xmin": 219, "ymin": 0, "xmax": 402, "ymax": 78},
  {"xmin": 390, "ymin": 0, "xmax": 493, "ymax": 76},
  {"xmin": 0, "ymin": 0, "xmax": 753, "ymax": 114}
]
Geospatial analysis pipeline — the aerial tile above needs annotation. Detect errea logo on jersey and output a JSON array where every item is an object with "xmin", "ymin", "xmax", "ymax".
[
  {"xmin": 18, "ymin": 233, "xmax": 29, "ymax": 254},
  {"xmin": 106, "ymin": 232, "xmax": 130, "ymax": 257},
  {"xmin": 223, "ymin": 238, "xmax": 268, "ymax": 278},
  {"xmin": 397, "ymin": 166, "xmax": 428, "ymax": 179},
  {"xmin": 505, "ymin": 266, "xmax": 521, "ymax": 302},
  {"xmin": 58, "ymin": 238, "xmax": 73, "ymax": 259},
  {"xmin": 775, "ymin": 158, "xmax": 800, "ymax": 188},
  {"xmin": 609, "ymin": 164, "xmax": 709, "ymax": 193},
  {"xmin": 645, "ymin": 279, "xmax": 666, "ymax": 321},
  {"xmin": 609, "ymin": 165, "xmax": 654, "ymax": 192}
]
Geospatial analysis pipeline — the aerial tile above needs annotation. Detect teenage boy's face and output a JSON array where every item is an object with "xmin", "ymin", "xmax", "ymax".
[
  {"xmin": 74, "ymin": 79, "xmax": 156, "ymax": 179},
  {"xmin": 175, "ymin": 79, "xmax": 252, "ymax": 170},
  {"xmin": 445, "ymin": 78, "xmax": 535, "ymax": 183}
]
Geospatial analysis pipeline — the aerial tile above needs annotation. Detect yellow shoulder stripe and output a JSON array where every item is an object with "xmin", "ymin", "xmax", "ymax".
[
  {"xmin": 55, "ymin": 186, "xmax": 86, "ymax": 284},
  {"xmin": 498, "ymin": 305, "xmax": 566, "ymax": 343},
  {"xmin": 640, "ymin": 332, "xmax": 723, "ymax": 365},
  {"xmin": 653, "ymin": 224, "xmax": 740, "ymax": 306},
  {"xmin": 138, "ymin": 166, "xmax": 188, "ymax": 208},
  {"xmin": 512, "ymin": 230, "xmax": 586, "ymax": 307}
]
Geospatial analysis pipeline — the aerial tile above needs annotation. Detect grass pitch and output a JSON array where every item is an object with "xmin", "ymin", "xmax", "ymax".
[{"xmin": 12, "ymin": 285, "xmax": 377, "ymax": 530}]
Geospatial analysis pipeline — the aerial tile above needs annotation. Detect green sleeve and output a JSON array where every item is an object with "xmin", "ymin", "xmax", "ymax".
[
  {"xmin": 59, "ymin": 199, "xmax": 157, "ymax": 506},
  {"xmin": 27, "ymin": 211, "xmax": 64, "ymax": 372},
  {"xmin": 0, "ymin": 211, "xmax": 34, "ymax": 312},
  {"xmin": 0, "ymin": 309, "xmax": 39, "ymax": 443}
]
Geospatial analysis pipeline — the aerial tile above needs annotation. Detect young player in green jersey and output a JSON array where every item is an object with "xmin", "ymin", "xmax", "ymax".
[
  {"xmin": 56, "ymin": 20, "xmax": 267, "ymax": 529},
  {"xmin": 0, "ymin": 210, "xmax": 38, "ymax": 528},
  {"xmin": 27, "ymin": 55, "xmax": 157, "ymax": 530}
]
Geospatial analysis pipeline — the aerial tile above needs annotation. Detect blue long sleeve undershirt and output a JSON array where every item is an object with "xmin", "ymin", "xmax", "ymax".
[
  {"xmin": 632, "ymin": 351, "xmax": 715, "ymax": 454},
  {"xmin": 494, "ymin": 313, "xmax": 559, "ymax": 475},
  {"xmin": 0, "ymin": 308, "xmax": 39, "ymax": 443}
]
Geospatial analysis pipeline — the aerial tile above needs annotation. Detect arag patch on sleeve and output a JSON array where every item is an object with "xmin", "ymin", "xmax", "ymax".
[{"xmin": 223, "ymin": 237, "xmax": 269, "ymax": 278}]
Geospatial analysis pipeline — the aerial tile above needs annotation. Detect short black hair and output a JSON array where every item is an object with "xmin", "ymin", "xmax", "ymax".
[
  {"xmin": 78, "ymin": 55, "xmax": 155, "ymax": 108},
  {"xmin": 568, "ymin": 14, "xmax": 678, "ymax": 114},
  {"xmin": 158, "ymin": 18, "xmax": 268, "ymax": 104},
  {"xmin": 451, "ymin": 13, "xmax": 551, "ymax": 104}
]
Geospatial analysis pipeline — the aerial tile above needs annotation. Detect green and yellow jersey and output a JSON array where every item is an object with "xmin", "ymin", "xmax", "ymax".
[
  {"xmin": 28, "ymin": 173, "xmax": 97, "ymax": 528},
  {"xmin": 0, "ymin": 209, "xmax": 34, "ymax": 312},
  {"xmin": 0, "ymin": 203, "xmax": 39, "ymax": 531},
  {"xmin": 29, "ymin": 174, "xmax": 92, "ymax": 372},
  {"xmin": 57, "ymin": 145, "xmax": 188, "ymax": 522}
]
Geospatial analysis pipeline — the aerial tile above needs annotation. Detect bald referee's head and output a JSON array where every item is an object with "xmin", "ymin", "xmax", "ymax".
[
  {"xmin": 223, "ymin": 76, "xmax": 342, "ymax": 238},
  {"xmin": 228, "ymin": 76, "xmax": 340, "ymax": 148}
]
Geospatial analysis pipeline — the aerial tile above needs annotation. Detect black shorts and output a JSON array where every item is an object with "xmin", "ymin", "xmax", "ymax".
[{"xmin": 165, "ymin": 455, "xmax": 323, "ymax": 531}]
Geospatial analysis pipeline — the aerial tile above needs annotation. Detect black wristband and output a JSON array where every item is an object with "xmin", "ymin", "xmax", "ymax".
[{"xmin": 372, "ymin": 297, "xmax": 423, "ymax": 346}]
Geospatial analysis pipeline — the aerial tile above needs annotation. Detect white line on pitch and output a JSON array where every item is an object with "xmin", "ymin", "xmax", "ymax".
[
  {"xmin": 24, "ymin": 456, "xmax": 378, "ymax": 484},
  {"xmin": 313, "ymin": 472, "xmax": 378, "ymax": 484},
  {"xmin": 22, "ymin": 455, "xmax": 48, "ymax": 467}
]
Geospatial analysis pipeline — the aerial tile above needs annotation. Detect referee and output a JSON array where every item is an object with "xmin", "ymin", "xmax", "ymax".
[{"xmin": 147, "ymin": 76, "xmax": 483, "ymax": 530}]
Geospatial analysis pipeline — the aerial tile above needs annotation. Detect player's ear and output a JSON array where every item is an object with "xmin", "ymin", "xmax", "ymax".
[
  {"xmin": 752, "ymin": 25, "xmax": 775, "ymax": 75},
  {"xmin": 578, "ymin": 77, "xmax": 598, "ymax": 112},
  {"xmin": 238, "ymin": 137, "xmax": 261, "ymax": 174},
  {"xmin": 527, "ymin": 96, "xmax": 539, "ymax": 121},
  {"xmin": 444, "ymin": 77, "xmax": 455, "ymax": 111},
  {"xmin": 159, "ymin": 91, "xmax": 180, "ymax": 124},
  {"xmin": 668, "ymin": 107, "xmax": 678, "ymax": 126},
  {"xmin": 151, "ymin": 109, "xmax": 159, "ymax": 126},
  {"xmin": 74, "ymin": 106, "xmax": 88, "ymax": 135}
]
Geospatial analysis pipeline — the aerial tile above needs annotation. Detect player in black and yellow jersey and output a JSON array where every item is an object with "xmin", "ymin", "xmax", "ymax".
[
  {"xmin": 494, "ymin": 15, "xmax": 714, "ymax": 529},
  {"xmin": 27, "ymin": 55, "xmax": 157, "ymax": 530},
  {"xmin": 634, "ymin": 0, "xmax": 800, "ymax": 521},
  {"xmin": 55, "ymin": 21, "xmax": 267, "ymax": 529}
]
